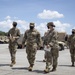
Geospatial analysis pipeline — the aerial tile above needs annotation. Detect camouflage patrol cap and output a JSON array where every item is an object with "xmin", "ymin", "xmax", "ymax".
[
  {"xmin": 30, "ymin": 22, "xmax": 35, "ymax": 27},
  {"xmin": 47, "ymin": 22, "xmax": 55, "ymax": 27},
  {"xmin": 13, "ymin": 21, "xmax": 17, "ymax": 26}
]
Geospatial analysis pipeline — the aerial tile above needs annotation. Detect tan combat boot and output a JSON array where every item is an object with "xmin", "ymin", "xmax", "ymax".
[
  {"xmin": 51, "ymin": 67, "xmax": 56, "ymax": 72},
  {"xmin": 44, "ymin": 68, "xmax": 50, "ymax": 73},
  {"xmin": 71, "ymin": 60, "xmax": 74, "ymax": 67},
  {"xmin": 10, "ymin": 60, "xmax": 16, "ymax": 67},
  {"xmin": 43, "ymin": 59, "xmax": 46, "ymax": 62},
  {"xmin": 72, "ymin": 63, "xmax": 74, "ymax": 66},
  {"xmin": 28, "ymin": 64, "xmax": 33, "ymax": 71}
]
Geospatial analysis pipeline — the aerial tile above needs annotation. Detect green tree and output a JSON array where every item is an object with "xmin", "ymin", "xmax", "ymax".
[{"xmin": 0, "ymin": 31, "xmax": 7, "ymax": 36}]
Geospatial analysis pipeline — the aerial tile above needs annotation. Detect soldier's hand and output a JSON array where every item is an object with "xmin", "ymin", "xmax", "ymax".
[
  {"xmin": 47, "ymin": 45, "xmax": 50, "ymax": 48},
  {"xmin": 13, "ymin": 37, "xmax": 16, "ymax": 39},
  {"xmin": 13, "ymin": 36, "xmax": 19, "ymax": 39},
  {"xmin": 9, "ymin": 36, "xmax": 12, "ymax": 40}
]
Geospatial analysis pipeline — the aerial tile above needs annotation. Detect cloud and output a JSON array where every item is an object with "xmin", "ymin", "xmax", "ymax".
[
  {"xmin": 5, "ymin": 16, "xmax": 11, "ymax": 20},
  {"xmin": 54, "ymin": 20, "xmax": 71, "ymax": 32},
  {"xmin": 0, "ymin": 20, "xmax": 12, "ymax": 29},
  {"xmin": 16, "ymin": 20, "xmax": 29, "ymax": 33},
  {"xmin": 36, "ymin": 22, "xmax": 47, "ymax": 36},
  {"xmin": 0, "ymin": 16, "xmax": 71, "ymax": 36},
  {"xmin": 0, "ymin": 16, "xmax": 29, "ymax": 33},
  {"xmin": 36, "ymin": 20, "xmax": 71, "ymax": 36},
  {"xmin": 37, "ymin": 10, "xmax": 64, "ymax": 19},
  {"xmin": 13, "ymin": 17, "xmax": 18, "ymax": 19}
]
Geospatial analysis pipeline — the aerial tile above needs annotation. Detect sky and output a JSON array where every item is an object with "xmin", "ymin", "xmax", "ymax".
[{"xmin": 0, "ymin": 0, "xmax": 75, "ymax": 36}]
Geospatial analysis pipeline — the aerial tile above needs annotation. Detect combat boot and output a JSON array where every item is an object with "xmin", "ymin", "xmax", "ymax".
[
  {"xmin": 44, "ymin": 68, "xmax": 50, "ymax": 73},
  {"xmin": 72, "ymin": 63, "xmax": 74, "ymax": 66},
  {"xmin": 43, "ymin": 59, "xmax": 46, "ymax": 62},
  {"xmin": 28, "ymin": 64, "xmax": 33, "ymax": 71},
  {"xmin": 71, "ymin": 61, "xmax": 74, "ymax": 67},
  {"xmin": 51, "ymin": 67, "xmax": 56, "ymax": 72},
  {"xmin": 51, "ymin": 66, "xmax": 56, "ymax": 72},
  {"xmin": 10, "ymin": 60, "xmax": 16, "ymax": 67}
]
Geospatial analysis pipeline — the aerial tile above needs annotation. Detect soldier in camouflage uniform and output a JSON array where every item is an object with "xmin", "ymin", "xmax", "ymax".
[
  {"xmin": 22, "ymin": 23, "xmax": 41, "ymax": 71},
  {"xmin": 8, "ymin": 22, "xmax": 20, "ymax": 67},
  {"xmin": 44, "ymin": 22, "xmax": 59, "ymax": 73},
  {"xmin": 68, "ymin": 29, "xmax": 75, "ymax": 66}
]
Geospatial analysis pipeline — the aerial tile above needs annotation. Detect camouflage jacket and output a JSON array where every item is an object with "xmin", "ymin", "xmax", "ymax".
[
  {"xmin": 68, "ymin": 34, "xmax": 75, "ymax": 48},
  {"xmin": 22, "ymin": 29, "xmax": 41, "ymax": 46},
  {"xmin": 8, "ymin": 27, "xmax": 20, "ymax": 43},
  {"xmin": 43, "ymin": 29, "xmax": 59, "ymax": 47},
  {"xmin": 43, "ymin": 30, "xmax": 49, "ymax": 45}
]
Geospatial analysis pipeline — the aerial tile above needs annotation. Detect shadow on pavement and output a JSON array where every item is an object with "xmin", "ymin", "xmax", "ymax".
[
  {"xmin": 33, "ymin": 70, "xmax": 44, "ymax": 74},
  {"xmin": 12, "ymin": 67, "xmax": 28, "ymax": 70},
  {"xmin": 12, "ymin": 67, "xmax": 45, "ymax": 74},
  {"xmin": 58, "ymin": 65, "xmax": 73, "ymax": 67},
  {"xmin": 0, "ymin": 64, "xmax": 10, "ymax": 66}
]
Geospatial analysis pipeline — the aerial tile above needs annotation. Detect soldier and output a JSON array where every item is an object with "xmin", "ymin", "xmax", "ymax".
[
  {"xmin": 22, "ymin": 23, "xmax": 41, "ymax": 71},
  {"xmin": 65, "ymin": 34, "xmax": 69, "ymax": 49},
  {"xmin": 68, "ymin": 29, "xmax": 75, "ymax": 66},
  {"xmin": 8, "ymin": 22, "xmax": 20, "ymax": 67},
  {"xmin": 44, "ymin": 22, "xmax": 59, "ymax": 73}
]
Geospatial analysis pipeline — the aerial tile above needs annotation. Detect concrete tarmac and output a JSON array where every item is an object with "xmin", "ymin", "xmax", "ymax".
[{"xmin": 0, "ymin": 44, "xmax": 75, "ymax": 75}]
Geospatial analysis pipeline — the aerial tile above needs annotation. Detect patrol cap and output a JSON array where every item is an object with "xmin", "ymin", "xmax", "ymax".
[
  {"xmin": 47, "ymin": 22, "xmax": 55, "ymax": 27},
  {"xmin": 13, "ymin": 21, "xmax": 17, "ymax": 26},
  {"xmin": 30, "ymin": 22, "xmax": 35, "ymax": 27}
]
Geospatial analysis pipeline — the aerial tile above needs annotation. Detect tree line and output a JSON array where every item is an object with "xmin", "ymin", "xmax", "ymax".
[{"xmin": 0, "ymin": 31, "xmax": 8, "ymax": 36}]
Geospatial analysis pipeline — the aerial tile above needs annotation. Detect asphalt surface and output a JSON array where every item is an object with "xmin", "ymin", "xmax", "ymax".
[{"xmin": 0, "ymin": 44, "xmax": 75, "ymax": 75}]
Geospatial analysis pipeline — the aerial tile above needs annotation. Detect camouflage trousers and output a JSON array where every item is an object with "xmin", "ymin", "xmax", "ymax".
[
  {"xmin": 26, "ymin": 44, "xmax": 37, "ymax": 66},
  {"xmin": 45, "ymin": 47, "xmax": 59, "ymax": 69},
  {"xmin": 9, "ymin": 42, "xmax": 17, "ymax": 62},
  {"xmin": 70, "ymin": 48, "xmax": 75, "ymax": 63},
  {"xmin": 44, "ymin": 51, "xmax": 47, "ymax": 60},
  {"xmin": 65, "ymin": 41, "xmax": 69, "ymax": 49}
]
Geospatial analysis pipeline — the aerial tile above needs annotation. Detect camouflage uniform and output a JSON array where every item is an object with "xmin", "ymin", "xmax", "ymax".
[
  {"xmin": 8, "ymin": 22, "xmax": 20, "ymax": 66},
  {"xmin": 65, "ymin": 34, "xmax": 69, "ymax": 49},
  {"xmin": 44, "ymin": 22, "xmax": 59, "ymax": 73},
  {"xmin": 22, "ymin": 23, "xmax": 41, "ymax": 71},
  {"xmin": 68, "ymin": 29, "xmax": 75, "ymax": 66},
  {"xmin": 43, "ymin": 31, "xmax": 49, "ymax": 62}
]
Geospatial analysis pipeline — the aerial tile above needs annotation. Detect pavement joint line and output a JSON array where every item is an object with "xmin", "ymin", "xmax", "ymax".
[
  {"xmin": 3, "ymin": 71, "xmax": 14, "ymax": 75},
  {"xmin": 0, "ymin": 68, "xmax": 12, "ymax": 71}
]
